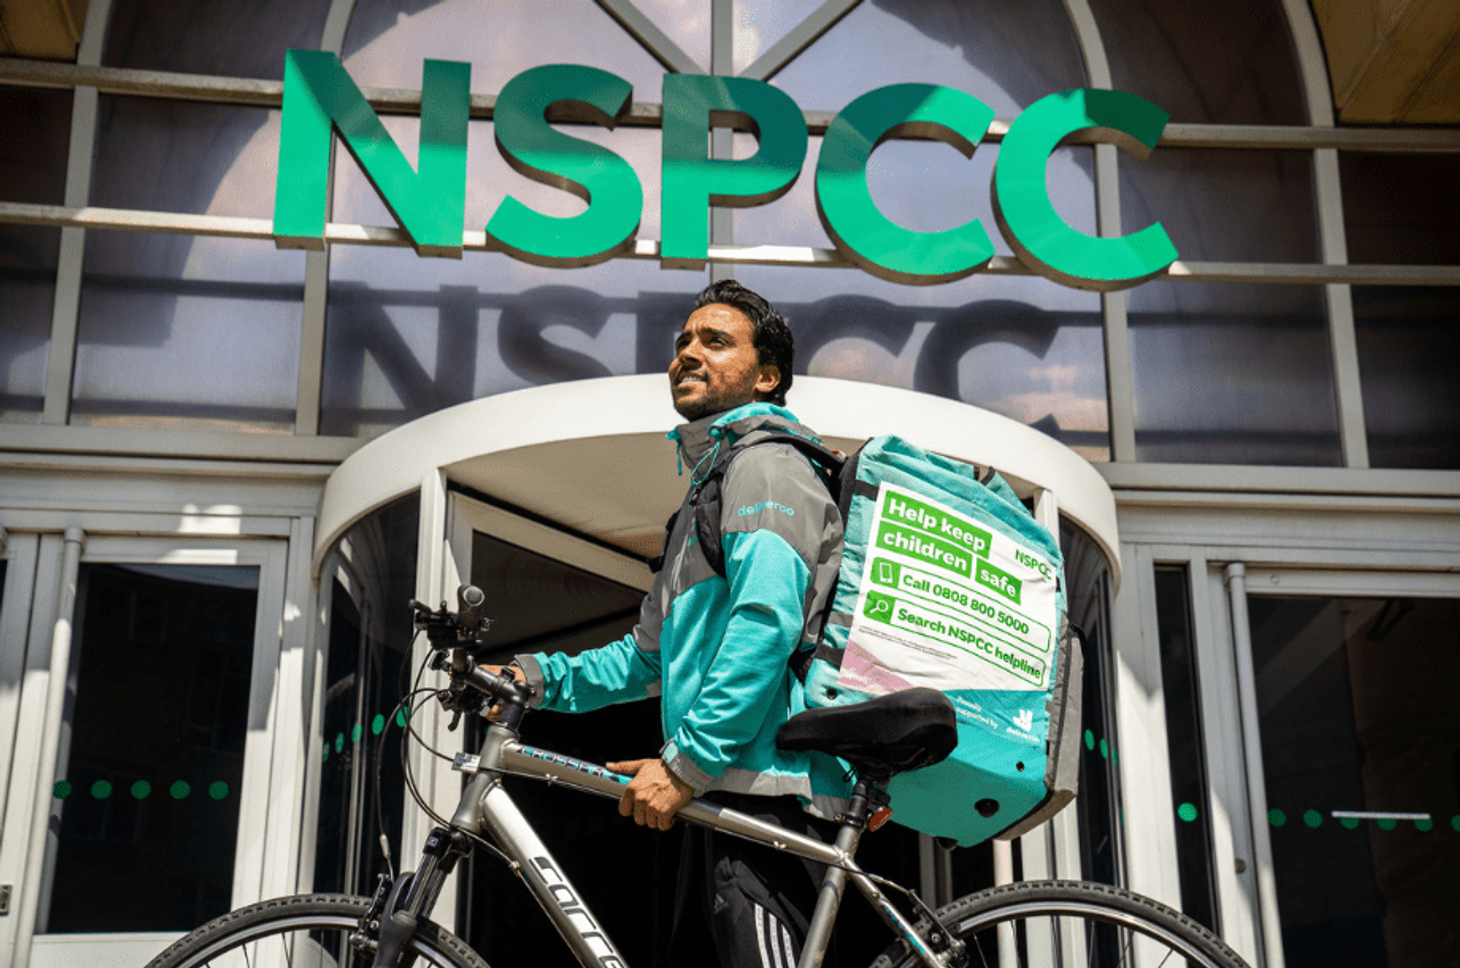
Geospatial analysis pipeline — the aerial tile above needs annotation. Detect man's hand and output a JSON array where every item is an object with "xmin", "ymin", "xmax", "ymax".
[
  {"xmin": 478, "ymin": 663, "xmax": 523, "ymax": 722},
  {"xmin": 608, "ymin": 758, "xmax": 694, "ymax": 831}
]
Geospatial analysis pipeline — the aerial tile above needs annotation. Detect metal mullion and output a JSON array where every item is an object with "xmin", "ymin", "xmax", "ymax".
[
  {"xmin": 1278, "ymin": 0, "xmax": 1370, "ymax": 472},
  {"xmin": 1222, "ymin": 563, "xmax": 1286, "ymax": 968},
  {"xmin": 739, "ymin": 0, "xmax": 862, "ymax": 82},
  {"xmin": 709, "ymin": 0, "xmax": 733, "ymax": 283},
  {"xmin": 1061, "ymin": 0, "xmax": 1137, "ymax": 464},
  {"xmin": 1193, "ymin": 558, "xmax": 1262, "ymax": 965},
  {"xmin": 40, "ymin": 0, "xmax": 113, "ymax": 428},
  {"xmin": 594, "ymin": 0, "xmax": 704, "ymax": 75},
  {"xmin": 294, "ymin": 0, "xmax": 356, "ymax": 438}
]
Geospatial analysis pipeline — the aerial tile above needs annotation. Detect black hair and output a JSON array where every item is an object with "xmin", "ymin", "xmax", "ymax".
[{"xmin": 692, "ymin": 279, "xmax": 795, "ymax": 405}]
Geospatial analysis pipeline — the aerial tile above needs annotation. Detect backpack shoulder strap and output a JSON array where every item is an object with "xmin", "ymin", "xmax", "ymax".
[{"xmin": 693, "ymin": 434, "xmax": 844, "ymax": 578}]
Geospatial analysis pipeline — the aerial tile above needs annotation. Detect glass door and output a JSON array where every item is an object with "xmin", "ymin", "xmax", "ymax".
[
  {"xmin": 0, "ymin": 534, "xmax": 289, "ymax": 968},
  {"xmin": 1235, "ymin": 571, "xmax": 1460, "ymax": 968}
]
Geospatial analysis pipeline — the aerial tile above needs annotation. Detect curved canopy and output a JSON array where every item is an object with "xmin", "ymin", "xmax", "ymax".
[{"xmin": 314, "ymin": 375, "xmax": 1120, "ymax": 587}]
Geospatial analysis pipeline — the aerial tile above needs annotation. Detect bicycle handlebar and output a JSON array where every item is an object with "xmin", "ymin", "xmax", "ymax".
[{"xmin": 411, "ymin": 588, "xmax": 534, "ymax": 729}]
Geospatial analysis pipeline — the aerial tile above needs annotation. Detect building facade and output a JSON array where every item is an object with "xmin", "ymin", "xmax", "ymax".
[{"xmin": 1, "ymin": 0, "xmax": 1457, "ymax": 966}]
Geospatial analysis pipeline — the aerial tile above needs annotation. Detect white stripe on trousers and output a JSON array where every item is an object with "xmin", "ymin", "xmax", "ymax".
[{"xmin": 753, "ymin": 902, "xmax": 798, "ymax": 968}]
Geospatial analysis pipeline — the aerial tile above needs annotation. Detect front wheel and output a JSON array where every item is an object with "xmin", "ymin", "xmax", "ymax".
[
  {"xmin": 871, "ymin": 880, "xmax": 1250, "ymax": 968},
  {"xmin": 143, "ymin": 893, "xmax": 488, "ymax": 968}
]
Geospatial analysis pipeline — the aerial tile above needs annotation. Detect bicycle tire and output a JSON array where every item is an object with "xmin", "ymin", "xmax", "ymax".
[
  {"xmin": 869, "ymin": 880, "xmax": 1250, "ymax": 968},
  {"xmin": 142, "ymin": 893, "xmax": 489, "ymax": 968}
]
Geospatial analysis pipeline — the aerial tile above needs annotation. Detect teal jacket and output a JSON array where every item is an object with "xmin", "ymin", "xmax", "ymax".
[{"xmin": 515, "ymin": 403, "xmax": 850, "ymax": 816}]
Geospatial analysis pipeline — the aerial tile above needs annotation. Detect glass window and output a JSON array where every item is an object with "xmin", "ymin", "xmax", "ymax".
[
  {"xmin": 1340, "ymin": 152, "xmax": 1460, "ymax": 267},
  {"xmin": 341, "ymin": 0, "xmax": 664, "ymax": 91},
  {"xmin": 72, "ymin": 232, "xmax": 304, "ymax": 433},
  {"xmin": 1249, "ymin": 594, "xmax": 1460, "ymax": 968},
  {"xmin": 1062, "ymin": 521, "xmax": 1121, "ymax": 885},
  {"xmin": 314, "ymin": 497, "xmax": 417, "ymax": 896},
  {"xmin": 103, "ymin": 0, "xmax": 328, "ymax": 78},
  {"xmin": 75, "ymin": 97, "xmax": 305, "ymax": 432},
  {"xmin": 0, "ymin": 87, "xmax": 71, "ymax": 424},
  {"xmin": 91, "ymin": 98, "xmax": 282, "ymax": 219},
  {"xmin": 1155, "ymin": 564, "xmax": 1217, "ymax": 931},
  {"xmin": 1089, "ymin": 0, "xmax": 1308, "ymax": 124},
  {"xmin": 768, "ymin": 0, "xmax": 1087, "ymax": 114},
  {"xmin": 1127, "ymin": 282, "xmax": 1342, "ymax": 465},
  {"xmin": 734, "ymin": 0, "xmax": 829, "ymax": 75},
  {"xmin": 41, "ymin": 563, "xmax": 259, "ymax": 933},
  {"xmin": 734, "ymin": 262, "xmax": 1109, "ymax": 461},
  {"xmin": 1121, "ymin": 149, "xmax": 1319, "ymax": 264},
  {"xmin": 1353, "ymin": 287, "xmax": 1460, "ymax": 470}
]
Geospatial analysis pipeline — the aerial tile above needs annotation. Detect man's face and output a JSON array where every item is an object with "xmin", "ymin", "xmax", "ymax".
[{"xmin": 668, "ymin": 304, "xmax": 779, "ymax": 420}]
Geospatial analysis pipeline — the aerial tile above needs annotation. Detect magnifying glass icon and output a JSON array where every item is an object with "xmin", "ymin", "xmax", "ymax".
[{"xmin": 867, "ymin": 597, "xmax": 893, "ymax": 617}]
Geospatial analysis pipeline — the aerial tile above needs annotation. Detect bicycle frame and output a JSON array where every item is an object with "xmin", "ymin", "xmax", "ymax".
[{"xmin": 385, "ymin": 720, "xmax": 953, "ymax": 968}]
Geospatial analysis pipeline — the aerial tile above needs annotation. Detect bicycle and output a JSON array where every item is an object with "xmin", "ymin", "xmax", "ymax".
[{"xmin": 144, "ymin": 588, "xmax": 1250, "ymax": 968}]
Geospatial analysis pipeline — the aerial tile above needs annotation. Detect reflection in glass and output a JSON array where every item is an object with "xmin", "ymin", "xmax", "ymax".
[
  {"xmin": 0, "ymin": 87, "xmax": 71, "ymax": 423},
  {"xmin": 1120, "ymin": 149, "xmax": 1318, "ymax": 263},
  {"xmin": 770, "ymin": 0, "xmax": 1087, "ymax": 114},
  {"xmin": 341, "ymin": 0, "xmax": 664, "ymax": 91},
  {"xmin": 734, "ymin": 264, "xmax": 1109, "ymax": 461},
  {"xmin": 43, "ymin": 563, "xmax": 259, "ymax": 933},
  {"xmin": 1062, "ymin": 521, "xmax": 1120, "ymax": 886},
  {"xmin": 733, "ymin": 0, "xmax": 828, "ymax": 75},
  {"xmin": 1354, "ymin": 287, "xmax": 1460, "ymax": 470},
  {"xmin": 314, "ymin": 497, "xmax": 416, "ymax": 896},
  {"xmin": 1155, "ymin": 565, "xmax": 1217, "ymax": 931},
  {"xmin": 1341, "ymin": 153, "xmax": 1460, "ymax": 267},
  {"xmin": 1250, "ymin": 595, "xmax": 1460, "ymax": 968},
  {"xmin": 103, "ymin": 0, "xmax": 327, "ymax": 78},
  {"xmin": 91, "ymin": 98, "xmax": 282, "ymax": 219},
  {"xmin": 73, "ymin": 233, "xmax": 304, "ymax": 433},
  {"xmin": 1127, "ymin": 282, "xmax": 1341, "ymax": 465},
  {"xmin": 1089, "ymin": 0, "xmax": 1307, "ymax": 124}
]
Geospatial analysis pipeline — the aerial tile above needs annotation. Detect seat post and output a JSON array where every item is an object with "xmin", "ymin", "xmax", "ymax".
[{"xmin": 799, "ymin": 773, "xmax": 889, "ymax": 968}]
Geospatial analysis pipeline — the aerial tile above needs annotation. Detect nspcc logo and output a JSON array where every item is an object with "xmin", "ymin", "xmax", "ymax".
[{"xmin": 274, "ymin": 50, "xmax": 1177, "ymax": 291}]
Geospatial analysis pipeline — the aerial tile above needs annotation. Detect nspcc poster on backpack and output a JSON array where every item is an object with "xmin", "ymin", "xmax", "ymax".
[{"xmin": 838, "ymin": 483, "xmax": 1060, "ymax": 744}]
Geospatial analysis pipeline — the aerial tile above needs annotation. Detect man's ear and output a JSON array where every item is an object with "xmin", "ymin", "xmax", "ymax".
[{"xmin": 754, "ymin": 364, "xmax": 782, "ymax": 400}]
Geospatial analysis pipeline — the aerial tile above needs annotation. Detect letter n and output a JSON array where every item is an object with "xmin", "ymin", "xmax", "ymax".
[{"xmin": 274, "ymin": 49, "xmax": 470, "ymax": 257}]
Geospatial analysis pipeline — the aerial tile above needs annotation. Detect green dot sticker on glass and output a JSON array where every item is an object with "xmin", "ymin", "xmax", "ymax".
[
  {"xmin": 335, "ymin": 732, "xmax": 345, "ymax": 753},
  {"xmin": 1084, "ymin": 729, "xmax": 1094, "ymax": 751},
  {"xmin": 1377, "ymin": 817, "xmax": 1396, "ymax": 831},
  {"xmin": 1177, "ymin": 802, "xmax": 1198, "ymax": 823},
  {"xmin": 1415, "ymin": 818, "xmax": 1433, "ymax": 832},
  {"xmin": 397, "ymin": 707, "xmax": 410, "ymax": 728},
  {"xmin": 1340, "ymin": 816, "xmax": 1360, "ymax": 830},
  {"xmin": 92, "ymin": 779, "xmax": 113, "ymax": 799},
  {"xmin": 209, "ymin": 781, "xmax": 230, "ymax": 801},
  {"xmin": 53, "ymin": 780, "xmax": 72, "ymax": 799},
  {"xmin": 1269, "ymin": 808, "xmax": 1287, "ymax": 828},
  {"xmin": 1303, "ymin": 809, "xmax": 1322, "ymax": 829},
  {"xmin": 132, "ymin": 780, "xmax": 152, "ymax": 800},
  {"xmin": 1099, "ymin": 738, "xmax": 1109, "ymax": 760},
  {"xmin": 171, "ymin": 780, "xmax": 192, "ymax": 800},
  {"xmin": 372, "ymin": 713, "xmax": 386, "ymax": 736},
  {"xmin": 352, "ymin": 723, "xmax": 363, "ymax": 743}
]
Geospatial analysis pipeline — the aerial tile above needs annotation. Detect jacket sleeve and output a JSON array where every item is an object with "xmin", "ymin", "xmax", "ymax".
[
  {"xmin": 661, "ymin": 445, "xmax": 840, "ymax": 789},
  {"xmin": 518, "ymin": 591, "xmax": 664, "ymax": 713}
]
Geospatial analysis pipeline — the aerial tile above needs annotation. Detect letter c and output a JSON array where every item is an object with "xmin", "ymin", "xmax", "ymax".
[
  {"xmin": 992, "ymin": 88, "xmax": 1177, "ymax": 291},
  {"xmin": 816, "ymin": 84, "xmax": 996, "ymax": 285}
]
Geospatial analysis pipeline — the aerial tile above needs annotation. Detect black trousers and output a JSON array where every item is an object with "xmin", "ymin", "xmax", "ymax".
[{"xmin": 670, "ymin": 792, "xmax": 839, "ymax": 968}]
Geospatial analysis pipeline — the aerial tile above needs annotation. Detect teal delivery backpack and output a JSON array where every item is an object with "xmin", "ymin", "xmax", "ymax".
[{"xmin": 691, "ymin": 433, "xmax": 1083, "ymax": 847}]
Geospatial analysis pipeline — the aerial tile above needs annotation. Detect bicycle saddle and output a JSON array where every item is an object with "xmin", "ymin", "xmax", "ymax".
[{"xmin": 776, "ymin": 688, "xmax": 957, "ymax": 777}]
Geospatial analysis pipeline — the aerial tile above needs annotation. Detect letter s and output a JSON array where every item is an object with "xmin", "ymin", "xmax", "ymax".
[{"xmin": 489, "ymin": 65, "xmax": 643, "ymax": 266}]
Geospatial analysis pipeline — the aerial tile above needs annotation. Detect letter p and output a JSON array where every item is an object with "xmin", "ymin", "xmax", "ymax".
[{"xmin": 660, "ymin": 74, "xmax": 807, "ymax": 269}]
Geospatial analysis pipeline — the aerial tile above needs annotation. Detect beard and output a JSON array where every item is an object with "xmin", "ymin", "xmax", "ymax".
[{"xmin": 671, "ymin": 373, "xmax": 759, "ymax": 420}]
